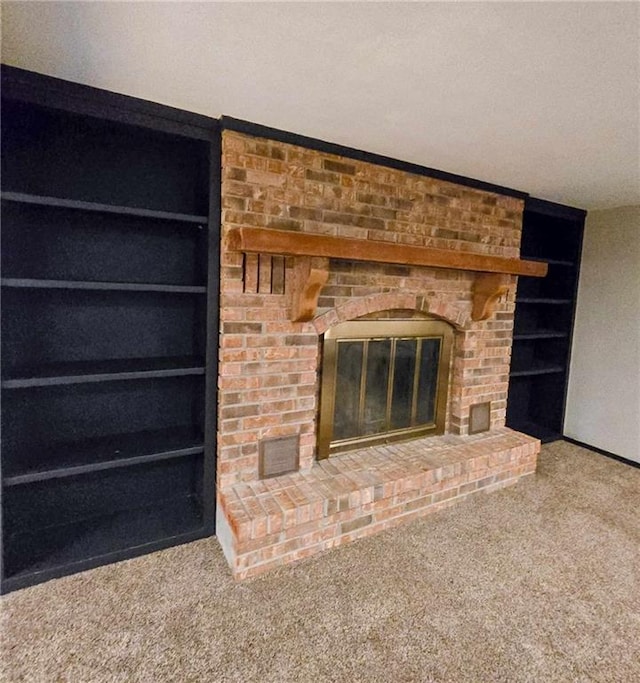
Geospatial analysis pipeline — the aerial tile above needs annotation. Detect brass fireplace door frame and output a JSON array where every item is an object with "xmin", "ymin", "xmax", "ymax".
[{"xmin": 318, "ymin": 319, "xmax": 454, "ymax": 459}]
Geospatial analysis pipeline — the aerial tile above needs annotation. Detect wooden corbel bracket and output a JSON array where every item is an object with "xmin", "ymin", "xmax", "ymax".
[
  {"xmin": 472, "ymin": 273, "xmax": 511, "ymax": 321},
  {"xmin": 289, "ymin": 256, "xmax": 329, "ymax": 323}
]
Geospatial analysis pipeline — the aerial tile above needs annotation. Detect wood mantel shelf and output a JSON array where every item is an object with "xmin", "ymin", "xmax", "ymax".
[{"xmin": 227, "ymin": 227, "xmax": 548, "ymax": 322}]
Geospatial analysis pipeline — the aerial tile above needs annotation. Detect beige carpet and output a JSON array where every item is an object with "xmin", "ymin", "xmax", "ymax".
[{"xmin": 2, "ymin": 440, "xmax": 639, "ymax": 683}]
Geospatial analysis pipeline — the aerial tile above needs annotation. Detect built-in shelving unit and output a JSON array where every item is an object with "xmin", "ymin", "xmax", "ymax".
[
  {"xmin": 507, "ymin": 197, "xmax": 586, "ymax": 442},
  {"xmin": 1, "ymin": 66, "xmax": 219, "ymax": 593}
]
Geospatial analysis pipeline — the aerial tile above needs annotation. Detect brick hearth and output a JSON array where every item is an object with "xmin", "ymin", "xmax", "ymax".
[
  {"xmin": 217, "ymin": 428, "xmax": 539, "ymax": 579},
  {"xmin": 216, "ymin": 130, "xmax": 541, "ymax": 579}
]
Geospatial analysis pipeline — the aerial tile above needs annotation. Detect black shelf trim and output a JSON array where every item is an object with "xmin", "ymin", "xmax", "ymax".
[
  {"xmin": 510, "ymin": 365, "xmax": 566, "ymax": 378},
  {"xmin": 1, "ymin": 192, "xmax": 208, "ymax": 224},
  {"xmin": 2, "ymin": 65, "xmax": 217, "ymax": 141},
  {"xmin": 525, "ymin": 257, "xmax": 575, "ymax": 267},
  {"xmin": 1, "ymin": 356, "xmax": 205, "ymax": 389},
  {"xmin": 513, "ymin": 331, "xmax": 569, "ymax": 340},
  {"xmin": 1, "ymin": 278, "xmax": 206, "ymax": 294},
  {"xmin": 516, "ymin": 297, "xmax": 573, "ymax": 305},
  {"xmin": 525, "ymin": 196, "xmax": 587, "ymax": 220},
  {"xmin": 202, "ymin": 130, "xmax": 222, "ymax": 536},
  {"xmin": 3, "ymin": 427, "xmax": 204, "ymax": 486},
  {"xmin": 221, "ymin": 116, "xmax": 529, "ymax": 200}
]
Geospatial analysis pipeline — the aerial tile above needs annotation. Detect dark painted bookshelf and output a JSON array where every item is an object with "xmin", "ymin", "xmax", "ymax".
[
  {"xmin": 1, "ymin": 66, "xmax": 219, "ymax": 593},
  {"xmin": 507, "ymin": 197, "xmax": 586, "ymax": 443}
]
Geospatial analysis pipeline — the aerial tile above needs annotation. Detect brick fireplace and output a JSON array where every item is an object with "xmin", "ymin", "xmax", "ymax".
[{"xmin": 216, "ymin": 130, "xmax": 541, "ymax": 579}]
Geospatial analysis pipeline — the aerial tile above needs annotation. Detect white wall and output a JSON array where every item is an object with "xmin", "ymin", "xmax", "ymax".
[
  {"xmin": 1, "ymin": 1, "xmax": 639, "ymax": 209},
  {"xmin": 565, "ymin": 206, "xmax": 640, "ymax": 462}
]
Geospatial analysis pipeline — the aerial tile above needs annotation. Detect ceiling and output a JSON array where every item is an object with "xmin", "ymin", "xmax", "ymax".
[{"xmin": 2, "ymin": 2, "xmax": 638, "ymax": 210}]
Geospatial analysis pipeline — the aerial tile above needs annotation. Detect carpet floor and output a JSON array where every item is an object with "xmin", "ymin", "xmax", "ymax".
[{"xmin": 2, "ymin": 440, "xmax": 639, "ymax": 682}]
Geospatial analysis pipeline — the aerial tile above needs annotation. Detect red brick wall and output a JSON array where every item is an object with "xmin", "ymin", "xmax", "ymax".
[{"xmin": 219, "ymin": 131, "xmax": 524, "ymax": 487}]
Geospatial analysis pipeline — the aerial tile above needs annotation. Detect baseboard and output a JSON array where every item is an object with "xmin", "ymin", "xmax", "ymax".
[{"xmin": 563, "ymin": 437, "xmax": 640, "ymax": 470}]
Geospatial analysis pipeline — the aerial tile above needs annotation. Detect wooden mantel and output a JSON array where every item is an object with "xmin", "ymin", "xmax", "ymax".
[{"xmin": 227, "ymin": 227, "xmax": 548, "ymax": 322}]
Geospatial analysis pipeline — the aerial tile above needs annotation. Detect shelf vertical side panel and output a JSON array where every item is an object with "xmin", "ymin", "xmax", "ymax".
[{"xmin": 202, "ymin": 124, "xmax": 221, "ymax": 536}]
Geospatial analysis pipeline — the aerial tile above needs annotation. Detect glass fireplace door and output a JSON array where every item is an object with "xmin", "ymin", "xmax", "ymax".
[{"xmin": 318, "ymin": 319, "xmax": 453, "ymax": 458}]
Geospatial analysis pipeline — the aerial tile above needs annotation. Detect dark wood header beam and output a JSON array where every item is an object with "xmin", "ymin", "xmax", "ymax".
[
  {"xmin": 227, "ymin": 227, "xmax": 548, "ymax": 278},
  {"xmin": 227, "ymin": 226, "xmax": 548, "ymax": 322}
]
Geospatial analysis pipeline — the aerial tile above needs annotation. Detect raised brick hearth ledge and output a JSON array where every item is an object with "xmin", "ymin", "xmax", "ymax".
[{"xmin": 217, "ymin": 428, "xmax": 540, "ymax": 579}]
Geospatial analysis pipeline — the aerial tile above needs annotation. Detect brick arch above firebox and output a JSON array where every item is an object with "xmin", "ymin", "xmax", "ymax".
[{"xmin": 312, "ymin": 291, "xmax": 471, "ymax": 336}]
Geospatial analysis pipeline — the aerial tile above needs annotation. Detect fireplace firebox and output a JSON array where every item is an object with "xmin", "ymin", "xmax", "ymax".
[{"xmin": 318, "ymin": 319, "xmax": 454, "ymax": 458}]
